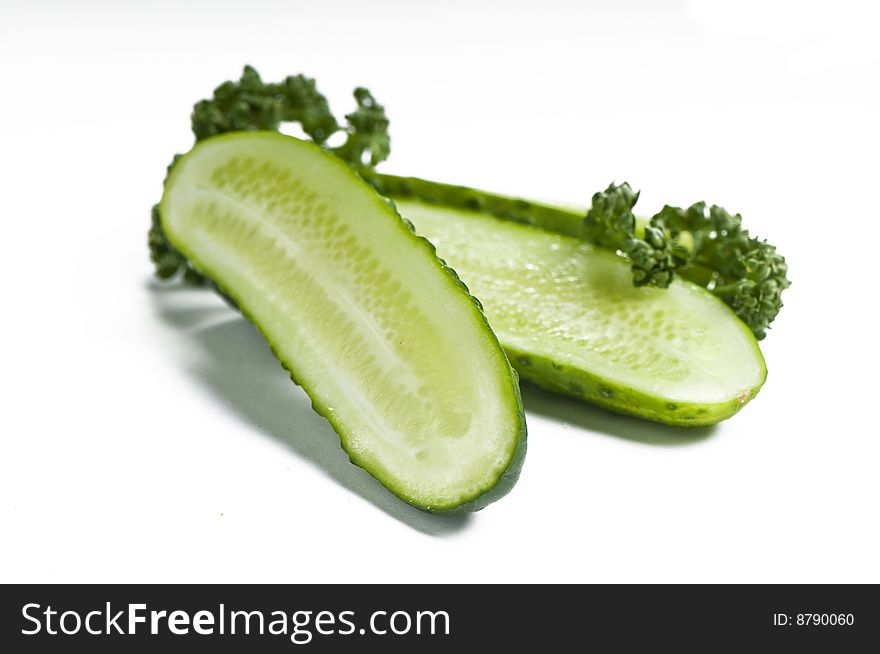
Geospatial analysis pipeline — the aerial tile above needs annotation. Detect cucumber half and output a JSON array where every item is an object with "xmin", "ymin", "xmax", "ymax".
[
  {"xmin": 160, "ymin": 132, "xmax": 526, "ymax": 512},
  {"xmin": 396, "ymin": 199, "xmax": 767, "ymax": 426}
]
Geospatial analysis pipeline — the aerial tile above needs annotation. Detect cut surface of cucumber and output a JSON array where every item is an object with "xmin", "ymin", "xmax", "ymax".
[
  {"xmin": 396, "ymin": 199, "xmax": 767, "ymax": 426},
  {"xmin": 160, "ymin": 132, "xmax": 526, "ymax": 512}
]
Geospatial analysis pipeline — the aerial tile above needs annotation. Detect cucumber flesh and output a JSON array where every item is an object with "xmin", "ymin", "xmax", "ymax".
[
  {"xmin": 396, "ymin": 199, "xmax": 766, "ymax": 426},
  {"xmin": 161, "ymin": 133, "xmax": 526, "ymax": 512}
]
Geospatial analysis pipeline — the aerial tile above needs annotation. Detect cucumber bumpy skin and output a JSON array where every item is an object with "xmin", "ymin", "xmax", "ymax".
[
  {"xmin": 160, "ymin": 132, "xmax": 526, "ymax": 512},
  {"xmin": 394, "ymin": 199, "xmax": 767, "ymax": 426}
]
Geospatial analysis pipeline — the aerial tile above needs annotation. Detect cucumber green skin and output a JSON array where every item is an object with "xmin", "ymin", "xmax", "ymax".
[
  {"xmin": 376, "ymin": 176, "xmax": 767, "ymax": 427},
  {"xmin": 510, "ymin": 344, "xmax": 765, "ymax": 427},
  {"xmin": 367, "ymin": 172, "xmax": 586, "ymax": 237},
  {"xmin": 161, "ymin": 133, "xmax": 527, "ymax": 513}
]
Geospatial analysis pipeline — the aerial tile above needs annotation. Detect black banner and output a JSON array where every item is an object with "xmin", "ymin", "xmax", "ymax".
[{"xmin": 1, "ymin": 584, "xmax": 876, "ymax": 651}]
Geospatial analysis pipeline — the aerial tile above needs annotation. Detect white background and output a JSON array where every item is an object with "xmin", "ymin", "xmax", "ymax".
[{"xmin": 2, "ymin": 0, "xmax": 878, "ymax": 583}]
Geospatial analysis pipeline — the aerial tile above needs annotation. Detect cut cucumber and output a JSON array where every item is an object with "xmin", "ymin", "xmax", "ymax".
[
  {"xmin": 160, "ymin": 132, "xmax": 526, "ymax": 512},
  {"xmin": 395, "ymin": 199, "xmax": 767, "ymax": 426}
]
